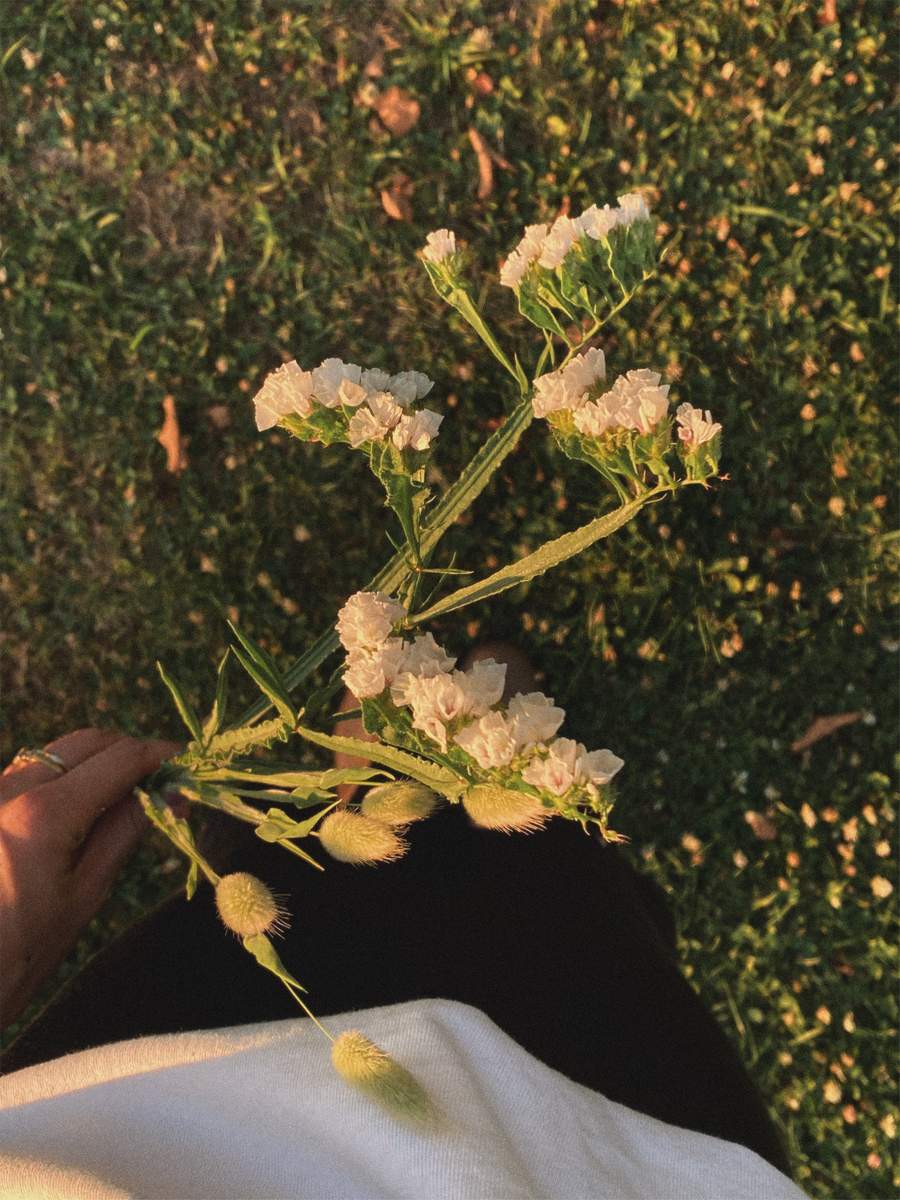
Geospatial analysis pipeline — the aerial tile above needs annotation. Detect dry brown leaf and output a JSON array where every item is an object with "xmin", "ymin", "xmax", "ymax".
[
  {"xmin": 467, "ymin": 126, "xmax": 493, "ymax": 199},
  {"xmin": 374, "ymin": 86, "xmax": 420, "ymax": 136},
  {"xmin": 818, "ymin": 0, "xmax": 838, "ymax": 24},
  {"xmin": 791, "ymin": 712, "xmax": 862, "ymax": 753},
  {"xmin": 379, "ymin": 173, "xmax": 413, "ymax": 222},
  {"xmin": 157, "ymin": 394, "xmax": 188, "ymax": 473},
  {"xmin": 744, "ymin": 810, "xmax": 778, "ymax": 841}
]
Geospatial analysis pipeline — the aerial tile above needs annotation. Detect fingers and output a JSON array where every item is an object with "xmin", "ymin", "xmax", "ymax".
[
  {"xmin": 32, "ymin": 736, "xmax": 182, "ymax": 839},
  {"xmin": 0, "ymin": 729, "xmax": 126, "ymax": 803},
  {"xmin": 74, "ymin": 792, "xmax": 146, "ymax": 914}
]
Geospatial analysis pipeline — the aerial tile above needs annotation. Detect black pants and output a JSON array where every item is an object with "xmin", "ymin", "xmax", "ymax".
[{"xmin": 2, "ymin": 806, "xmax": 791, "ymax": 1177}]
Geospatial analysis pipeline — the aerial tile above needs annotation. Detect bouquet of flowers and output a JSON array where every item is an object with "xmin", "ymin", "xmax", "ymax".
[{"xmin": 143, "ymin": 194, "xmax": 722, "ymax": 1121}]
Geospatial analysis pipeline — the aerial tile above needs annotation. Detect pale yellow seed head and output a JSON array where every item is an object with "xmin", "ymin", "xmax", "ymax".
[
  {"xmin": 215, "ymin": 872, "xmax": 289, "ymax": 938},
  {"xmin": 318, "ymin": 808, "xmax": 408, "ymax": 865},
  {"xmin": 462, "ymin": 784, "xmax": 552, "ymax": 834},
  {"xmin": 331, "ymin": 1030, "xmax": 435, "ymax": 1124},
  {"xmin": 360, "ymin": 782, "xmax": 440, "ymax": 827}
]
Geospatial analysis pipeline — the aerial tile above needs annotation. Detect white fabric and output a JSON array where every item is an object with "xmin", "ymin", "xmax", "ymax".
[{"xmin": 0, "ymin": 998, "xmax": 806, "ymax": 1200}]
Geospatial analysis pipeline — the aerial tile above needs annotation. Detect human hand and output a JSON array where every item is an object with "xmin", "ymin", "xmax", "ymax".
[{"xmin": 0, "ymin": 729, "xmax": 181, "ymax": 1027}]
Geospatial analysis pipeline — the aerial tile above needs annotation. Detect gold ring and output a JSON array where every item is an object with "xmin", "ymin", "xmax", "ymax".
[{"xmin": 11, "ymin": 747, "xmax": 68, "ymax": 774}]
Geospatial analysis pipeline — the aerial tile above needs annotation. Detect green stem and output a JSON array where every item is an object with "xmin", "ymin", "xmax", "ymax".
[{"xmin": 234, "ymin": 400, "xmax": 535, "ymax": 726}]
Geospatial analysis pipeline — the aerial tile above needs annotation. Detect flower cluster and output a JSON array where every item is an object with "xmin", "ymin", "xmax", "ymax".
[
  {"xmin": 533, "ymin": 352, "xmax": 672, "ymax": 436},
  {"xmin": 253, "ymin": 357, "xmax": 443, "ymax": 453},
  {"xmin": 500, "ymin": 193, "xmax": 652, "ymax": 290},
  {"xmin": 336, "ymin": 591, "xmax": 624, "ymax": 821}
]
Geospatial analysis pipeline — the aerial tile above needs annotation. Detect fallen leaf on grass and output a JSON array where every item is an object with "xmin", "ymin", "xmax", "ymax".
[
  {"xmin": 745, "ymin": 810, "xmax": 777, "ymax": 840},
  {"xmin": 791, "ymin": 712, "xmax": 862, "ymax": 753},
  {"xmin": 467, "ymin": 127, "xmax": 493, "ymax": 199},
  {"xmin": 380, "ymin": 173, "xmax": 413, "ymax": 221},
  {"xmin": 157, "ymin": 394, "xmax": 188, "ymax": 473},
  {"xmin": 374, "ymin": 86, "xmax": 420, "ymax": 136}
]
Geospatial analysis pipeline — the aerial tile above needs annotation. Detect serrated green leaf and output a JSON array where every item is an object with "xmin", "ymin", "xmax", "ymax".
[
  {"xmin": 295, "ymin": 724, "xmax": 464, "ymax": 798},
  {"xmin": 411, "ymin": 489, "xmax": 661, "ymax": 623},
  {"xmin": 201, "ymin": 650, "xmax": 231, "ymax": 743},
  {"xmin": 231, "ymin": 642, "xmax": 295, "ymax": 725},
  {"xmin": 156, "ymin": 661, "xmax": 204, "ymax": 742},
  {"xmin": 202, "ymin": 717, "xmax": 291, "ymax": 759}
]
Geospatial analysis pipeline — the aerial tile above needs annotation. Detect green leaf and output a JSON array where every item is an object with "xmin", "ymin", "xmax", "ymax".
[
  {"xmin": 156, "ymin": 661, "xmax": 204, "ymax": 742},
  {"xmin": 201, "ymin": 650, "xmax": 231, "ymax": 743},
  {"xmin": 368, "ymin": 441, "xmax": 427, "ymax": 561},
  {"xmin": 255, "ymin": 805, "xmax": 335, "ymax": 842},
  {"xmin": 411, "ymin": 490, "xmax": 661, "ymax": 623},
  {"xmin": 242, "ymin": 933, "xmax": 307, "ymax": 993},
  {"xmin": 229, "ymin": 638, "xmax": 296, "ymax": 720},
  {"xmin": 295, "ymin": 724, "xmax": 464, "ymax": 799}
]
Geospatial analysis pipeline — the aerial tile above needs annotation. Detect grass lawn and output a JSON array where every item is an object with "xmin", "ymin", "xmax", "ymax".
[{"xmin": 1, "ymin": 2, "xmax": 896, "ymax": 1194}]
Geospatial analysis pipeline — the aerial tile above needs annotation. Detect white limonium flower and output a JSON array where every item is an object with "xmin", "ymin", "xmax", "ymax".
[
  {"xmin": 521, "ymin": 740, "xmax": 578, "ymax": 797},
  {"xmin": 313, "ymin": 358, "xmax": 364, "ymax": 408},
  {"xmin": 575, "ymin": 203, "xmax": 619, "ymax": 240},
  {"xmin": 392, "ymin": 409, "xmax": 443, "ymax": 452},
  {"xmin": 571, "ymin": 368, "xmax": 669, "ymax": 437},
  {"xmin": 615, "ymin": 370, "xmax": 671, "ymax": 435},
  {"xmin": 388, "ymin": 371, "xmax": 434, "ymax": 406},
  {"xmin": 499, "ymin": 222, "xmax": 549, "ymax": 289},
  {"xmin": 576, "ymin": 747, "xmax": 625, "ymax": 786},
  {"xmin": 507, "ymin": 692, "xmax": 566, "ymax": 750},
  {"xmin": 676, "ymin": 402, "xmax": 722, "ymax": 447},
  {"xmin": 421, "ymin": 228, "xmax": 457, "ymax": 263},
  {"xmin": 616, "ymin": 191, "xmax": 652, "ymax": 226},
  {"xmin": 343, "ymin": 639, "xmax": 406, "ymax": 699},
  {"xmin": 253, "ymin": 360, "xmax": 315, "ymax": 430},
  {"xmin": 457, "ymin": 658, "xmax": 507, "ymax": 715},
  {"xmin": 538, "ymin": 215, "xmax": 583, "ymax": 270},
  {"xmin": 454, "ymin": 710, "xmax": 517, "ymax": 769},
  {"xmin": 347, "ymin": 391, "xmax": 404, "ymax": 449},
  {"xmin": 531, "ymin": 347, "xmax": 606, "ymax": 418},
  {"xmin": 337, "ymin": 591, "xmax": 407, "ymax": 654}
]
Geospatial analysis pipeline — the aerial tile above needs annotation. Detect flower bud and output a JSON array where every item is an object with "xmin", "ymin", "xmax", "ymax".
[
  {"xmin": 215, "ymin": 872, "xmax": 289, "ymax": 937},
  {"xmin": 318, "ymin": 808, "xmax": 408, "ymax": 865},
  {"xmin": 332, "ymin": 1030, "xmax": 434, "ymax": 1124},
  {"xmin": 360, "ymin": 782, "xmax": 439, "ymax": 826},
  {"xmin": 462, "ymin": 784, "xmax": 552, "ymax": 834}
]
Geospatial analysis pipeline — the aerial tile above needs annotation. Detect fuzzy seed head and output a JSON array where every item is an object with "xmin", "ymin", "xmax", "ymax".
[
  {"xmin": 215, "ymin": 872, "xmax": 289, "ymax": 937},
  {"xmin": 332, "ymin": 1030, "xmax": 435, "ymax": 1124},
  {"xmin": 462, "ymin": 785, "xmax": 553, "ymax": 834},
  {"xmin": 360, "ymin": 782, "xmax": 440, "ymax": 827},
  {"xmin": 318, "ymin": 808, "xmax": 409, "ymax": 865}
]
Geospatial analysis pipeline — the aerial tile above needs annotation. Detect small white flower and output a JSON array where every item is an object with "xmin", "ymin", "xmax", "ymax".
[
  {"xmin": 616, "ymin": 192, "xmax": 652, "ymax": 226},
  {"xmin": 347, "ymin": 391, "xmax": 404, "ymax": 448},
  {"xmin": 457, "ymin": 658, "xmax": 507, "ymax": 716},
  {"xmin": 676, "ymin": 402, "xmax": 722, "ymax": 447},
  {"xmin": 593, "ymin": 369, "xmax": 670, "ymax": 435},
  {"xmin": 336, "ymin": 591, "xmax": 406, "ymax": 653},
  {"xmin": 421, "ymin": 228, "xmax": 456, "ymax": 263},
  {"xmin": 388, "ymin": 371, "xmax": 434, "ymax": 406},
  {"xmin": 454, "ymin": 710, "xmax": 517, "ymax": 769},
  {"xmin": 392, "ymin": 408, "xmax": 443, "ymax": 451},
  {"xmin": 499, "ymin": 223, "xmax": 549, "ymax": 289},
  {"xmin": 532, "ymin": 347, "xmax": 606, "ymax": 418},
  {"xmin": 360, "ymin": 367, "xmax": 392, "ymax": 393},
  {"xmin": 507, "ymin": 691, "xmax": 566, "ymax": 750},
  {"xmin": 576, "ymin": 748, "xmax": 624, "ymax": 786},
  {"xmin": 343, "ymin": 639, "xmax": 406, "ymax": 699},
  {"xmin": 312, "ymin": 358, "xmax": 363, "ymax": 408},
  {"xmin": 400, "ymin": 633, "xmax": 457, "ymax": 676},
  {"xmin": 338, "ymin": 378, "xmax": 369, "ymax": 408},
  {"xmin": 576, "ymin": 203, "xmax": 619, "ymax": 240},
  {"xmin": 403, "ymin": 672, "xmax": 471, "ymax": 750},
  {"xmin": 538, "ymin": 215, "xmax": 583, "ymax": 270},
  {"xmin": 253, "ymin": 360, "xmax": 315, "ymax": 430},
  {"xmin": 521, "ymin": 741, "xmax": 578, "ymax": 797}
]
